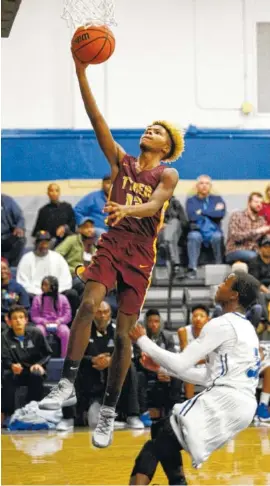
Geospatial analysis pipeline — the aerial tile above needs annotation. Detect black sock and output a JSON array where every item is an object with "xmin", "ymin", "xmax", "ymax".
[
  {"xmin": 62, "ymin": 358, "xmax": 81, "ymax": 384},
  {"xmin": 103, "ymin": 386, "xmax": 120, "ymax": 408}
]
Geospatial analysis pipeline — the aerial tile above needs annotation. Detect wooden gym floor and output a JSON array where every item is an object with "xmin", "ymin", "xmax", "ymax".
[{"xmin": 1, "ymin": 426, "xmax": 270, "ymax": 485}]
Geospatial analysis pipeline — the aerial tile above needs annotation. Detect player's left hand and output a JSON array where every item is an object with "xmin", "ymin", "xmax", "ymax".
[
  {"xmin": 140, "ymin": 352, "xmax": 160, "ymax": 372},
  {"xmin": 103, "ymin": 201, "xmax": 128, "ymax": 226},
  {"xmin": 129, "ymin": 323, "xmax": 146, "ymax": 342}
]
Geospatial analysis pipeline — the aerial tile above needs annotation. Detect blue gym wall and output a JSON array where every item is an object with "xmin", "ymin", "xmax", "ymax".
[{"xmin": 2, "ymin": 127, "xmax": 270, "ymax": 182}]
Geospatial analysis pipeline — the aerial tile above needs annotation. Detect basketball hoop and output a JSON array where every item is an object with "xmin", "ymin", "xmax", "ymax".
[{"xmin": 62, "ymin": 0, "xmax": 116, "ymax": 29}]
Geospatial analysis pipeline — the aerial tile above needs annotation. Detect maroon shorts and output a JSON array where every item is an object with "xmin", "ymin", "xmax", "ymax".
[{"xmin": 81, "ymin": 229, "xmax": 155, "ymax": 315}]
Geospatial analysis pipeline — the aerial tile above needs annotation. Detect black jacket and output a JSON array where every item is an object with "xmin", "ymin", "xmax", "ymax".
[
  {"xmin": 77, "ymin": 321, "xmax": 116, "ymax": 393},
  {"xmin": 165, "ymin": 197, "xmax": 188, "ymax": 226},
  {"xmin": 32, "ymin": 202, "xmax": 76, "ymax": 242},
  {"xmin": 1, "ymin": 327, "xmax": 52, "ymax": 370}
]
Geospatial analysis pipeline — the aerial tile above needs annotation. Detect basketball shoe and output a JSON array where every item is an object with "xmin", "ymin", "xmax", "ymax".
[
  {"xmin": 92, "ymin": 406, "xmax": 117, "ymax": 448},
  {"xmin": 256, "ymin": 403, "xmax": 270, "ymax": 423},
  {"xmin": 39, "ymin": 379, "xmax": 76, "ymax": 410}
]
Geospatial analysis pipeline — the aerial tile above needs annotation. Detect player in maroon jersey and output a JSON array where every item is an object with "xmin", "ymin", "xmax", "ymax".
[{"xmin": 39, "ymin": 53, "xmax": 185, "ymax": 447}]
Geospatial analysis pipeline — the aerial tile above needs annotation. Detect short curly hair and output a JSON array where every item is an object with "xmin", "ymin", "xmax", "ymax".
[{"xmin": 152, "ymin": 120, "xmax": 185, "ymax": 163}]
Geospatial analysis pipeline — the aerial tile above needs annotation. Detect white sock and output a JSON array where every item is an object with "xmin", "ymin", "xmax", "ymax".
[{"xmin": 260, "ymin": 392, "xmax": 270, "ymax": 406}]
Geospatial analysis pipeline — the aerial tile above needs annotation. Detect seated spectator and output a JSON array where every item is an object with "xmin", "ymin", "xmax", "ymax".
[
  {"xmin": 74, "ymin": 175, "xmax": 112, "ymax": 237},
  {"xmin": 256, "ymin": 344, "xmax": 270, "ymax": 423},
  {"xmin": 31, "ymin": 276, "xmax": 71, "ymax": 358},
  {"xmin": 226, "ymin": 192, "xmax": 270, "ymax": 264},
  {"xmin": 134, "ymin": 309, "xmax": 182, "ymax": 422},
  {"xmin": 185, "ymin": 175, "xmax": 226, "ymax": 279},
  {"xmin": 1, "ymin": 305, "xmax": 52, "ymax": 419},
  {"xmin": 1, "ymin": 194, "xmax": 26, "ymax": 267},
  {"xmin": 75, "ymin": 301, "xmax": 143, "ymax": 429},
  {"xmin": 32, "ymin": 183, "xmax": 76, "ymax": 247},
  {"xmin": 248, "ymin": 236, "xmax": 270, "ymax": 294},
  {"xmin": 259, "ymin": 183, "xmax": 270, "ymax": 225},
  {"xmin": 158, "ymin": 196, "xmax": 188, "ymax": 279},
  {"xmin": 1, "ymin": 258, "xmax": 30, "ymax": 328},
  {"xmin": 178, "ymin": 305, "xmax": 209, "ymax": 399},
  {"xmin": 16, "ymin": 231, "xmax": 80, "ymax": 319},
  {"xmin": 55, "ymin": 217, "xmax": 97, "ymax": 277}
]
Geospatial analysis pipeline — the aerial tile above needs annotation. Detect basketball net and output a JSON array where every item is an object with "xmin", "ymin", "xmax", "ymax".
[{"xmin": 62, "ymin": 0, "xmax": 116, "ymax": 29}]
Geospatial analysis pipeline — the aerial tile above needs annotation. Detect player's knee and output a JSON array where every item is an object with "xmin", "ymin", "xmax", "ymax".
[
  {"xmin": 80, "ymin": 296, "xmax": 99, "ymax": 317},
  {"xmin": 132, "ymin": 440, "xmax": 157, "ymax": 481}
]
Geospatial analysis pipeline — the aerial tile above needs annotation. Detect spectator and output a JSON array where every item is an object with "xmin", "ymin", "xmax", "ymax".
[
  {"xmin": 134, "ymin": 309, "xmax": 182, "ymax": 423},
  {"xmin": 32, "ymin": 183, "xmax": 76, "ymax": 247},
  {"xmin": 158, "ymin": 196, "xmax": 188, "ymax": 279},
  {"xmin": 226, "ymin": 192, "xmax": 270, "ymax": 264},
  {"xmin": 55, "ymin": 217, "xmax": 97, "ymax": 277},
  {"xmin": 186, "ymin": 175, "xmax": 226, "ymax": 279},
  {"xmin": 16, "ymin": 231, "xmax": 79, "ymax": 319},
  {"xmin": 1, "ymin": 258, "xmax": 30, "ymax": 327},
  {"xmin": 1, "ymin": 194, "xmax": 26, "ymax": 267},
  {"xmin": 248, "ymin": 236, "xmax": 270, "ymax": 294},
  {"xmin": 1, "ymin": 305, "xmax": 52, "ymax": 418},
  {"xmin": 75, "ymin": 301, "xmax": 143, "ymax": 429},
  {"xmin": 178, "ymin": 305, "xmax": 209, "ymax": 399},
  {"xmin": 259, "ymin": 183, "xmax": 270, "ymax": 225},
  {"xmin": 74, "ymin": 175, "xmax": 112, "ymax": 237},
  {"xmin": 31, "ymin": 277, "xmax": 71, "ymax": 358}
]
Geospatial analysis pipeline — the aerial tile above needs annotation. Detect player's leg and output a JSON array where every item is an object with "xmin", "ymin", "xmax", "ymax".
[
  {"xmin": 257, "ymin": 365, "xmax": 270, "ymax": 422},
  {"xmin": 39, "ymin": 280, "xmax": 107, "ymax": 410},
  {"xmin": 129, "ymin": 418, "xmax": 187, "ymax": 486},
  {"xmin": 92, "ymin": 310, "xmax": 137, "ymax": 447}
]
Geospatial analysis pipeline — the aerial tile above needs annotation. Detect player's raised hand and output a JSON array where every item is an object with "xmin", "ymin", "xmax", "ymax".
[
  {"xmin": 140, "ymin": 352, "xmax": 160, "ymax": 372},
  {"xmin": 129, "ymin": 323, "xmax": 146, "ymax": 342},
  {"xmin": 71, "ymin": 49, "xmax": 87, "ymax": 73},
  {"xmin": 103, "ymin": 201, "xmax": 128, "ymax": 226}
]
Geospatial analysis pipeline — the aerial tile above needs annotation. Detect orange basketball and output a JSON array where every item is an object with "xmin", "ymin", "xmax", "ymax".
[{"xmin": 71, "ymin": 25, "xmax": 115, "ymax": 65}]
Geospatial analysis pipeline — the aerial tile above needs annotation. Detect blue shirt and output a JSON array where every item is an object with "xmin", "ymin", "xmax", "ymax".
[
  {"xmin": 1, "ymin": 279, "xmax": 30, "ymax": 321},
  {"xmin": 74, "ymin": 190, "xmax": 107, "ymax": 230},
  {"xmin": 186, "ymin": 194, "xmax": 226, "ymax": 228}
]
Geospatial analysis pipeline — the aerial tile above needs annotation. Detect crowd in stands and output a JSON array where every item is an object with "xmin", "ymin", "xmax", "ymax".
[{"xmin": 1, "ymin": 177, "xmax": 270, "ymax": 428}]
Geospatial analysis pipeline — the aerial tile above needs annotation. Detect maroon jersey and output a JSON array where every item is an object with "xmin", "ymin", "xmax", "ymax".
[{"xmin": 108, "ymin": 154, "xmax": 169, "ymax": 239}]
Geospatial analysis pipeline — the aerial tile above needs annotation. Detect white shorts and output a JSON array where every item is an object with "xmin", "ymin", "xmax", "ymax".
[{"xmin": 170, "ymin": 385, "xmax": 257, "ymax": 468}]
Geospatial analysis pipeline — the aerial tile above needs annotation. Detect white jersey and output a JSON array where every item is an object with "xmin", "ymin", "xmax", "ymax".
[
  {"xmin": 137, "ymin": 312, "xmax": 260, "ymax": 468},
  {"xmin": 205, "ymin": 312, "xmax": 260, "ymax": 396},
  {"xmin": 185, "ymin": 324, "xmax": 196, "ymax": 346}
]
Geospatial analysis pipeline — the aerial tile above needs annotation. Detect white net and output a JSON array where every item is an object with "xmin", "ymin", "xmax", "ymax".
[{"xmin": 62, "ymin": 0, "xmax": 116, "ymax": 29}]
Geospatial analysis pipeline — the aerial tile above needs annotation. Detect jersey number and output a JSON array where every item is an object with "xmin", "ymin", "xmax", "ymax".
[
  {"xmin": 246, "ymin": 348, "xmax": 260, "ymax": 379},
  {"xmin": 125, "ymin": 193, "xmax": 143, "ymax": 206}
]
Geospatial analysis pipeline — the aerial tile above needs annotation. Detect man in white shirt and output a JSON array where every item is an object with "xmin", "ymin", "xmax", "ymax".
[
  {"xmin": 128, "ymin": 272, "xmax": 260, "ymax": 485},
  {"xmin": 17, "ymin": 231, "xmax": 79, "ymax": 319}
]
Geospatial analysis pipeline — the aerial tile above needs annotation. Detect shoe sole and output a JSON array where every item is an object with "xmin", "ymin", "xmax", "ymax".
[
  {"xmin": 92, "ymin": 434, "xmax": 113, "ymax": 448},
  {"xmin": 39, "ymin": 396, "xmax": 77, "ymax": 410}
]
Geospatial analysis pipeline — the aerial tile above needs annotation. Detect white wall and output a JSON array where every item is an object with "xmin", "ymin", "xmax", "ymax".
[{"xmin": 1, "ymin": 0, "xmax": 270, "ymax": 129}]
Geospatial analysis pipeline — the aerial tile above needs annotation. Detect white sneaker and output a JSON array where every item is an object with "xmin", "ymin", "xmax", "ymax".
[
  {"xmin": 39, "ymin": 379, "xmax": 76, "ymax": 410},
  {"xmin": 114, "ymin": 420, "xmax": 126, "ymax": 430},
  {"xmin": 56, "ymin": 418, "xmax": 74, "ymax": 432},
  {"xmin": 126, "ymin": 416, "xmax": 145, "ymax": 429},
  {"xmin": 92, "ymin": 406, "xmax": 117, "ymax": 448}
]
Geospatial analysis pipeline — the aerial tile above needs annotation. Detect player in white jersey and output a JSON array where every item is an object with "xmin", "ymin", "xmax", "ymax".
[
  {"xmin": 255, "ymin": 341, "xmax": 270, "ymax": 423},
  {"xmin": 128, "ymin": 272, "xmax": 260, "ymax": 485}
]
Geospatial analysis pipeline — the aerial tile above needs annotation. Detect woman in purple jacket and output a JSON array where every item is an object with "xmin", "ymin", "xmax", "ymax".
[{"xmin": 31, "ymin": 276, "xmax": 71, "ymax": 358}]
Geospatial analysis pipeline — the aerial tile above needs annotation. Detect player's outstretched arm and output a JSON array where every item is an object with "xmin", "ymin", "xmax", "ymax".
[
  {"xmin": 73, "ymin": 55, "xmax": 126, "ymax": 178},
  {"xmin": 130, "ymin": 320, "xmax": 227, "ymax": 379}
]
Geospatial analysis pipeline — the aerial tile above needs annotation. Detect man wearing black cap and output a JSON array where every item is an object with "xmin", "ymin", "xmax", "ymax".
[
  {"xmin": 248, "ymin": 235, "xmax": 270, "ymax": 294},
  {"xmin": 55, "ymin": 218, "xmax": 98, "ymax": 277},
  {"xmin": 74, "ymin": 175, "xmax": 112, "ymax": 237}
]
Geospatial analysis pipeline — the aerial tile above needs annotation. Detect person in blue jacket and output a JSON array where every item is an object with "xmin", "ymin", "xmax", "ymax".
[
  {"xmin": 74, "ymin": 175, "xmax": 112, "ymax": 237},
  {"xmin": 1, "ymin": 257, "xmax": 30, "ymax": 329},
  {"xmin": 185, "ymin": 175, "xmax": 226, "ymax": 278},
  {"xmin": 1, "ymin": 194, "xmax": 26, "ymax": 267}
]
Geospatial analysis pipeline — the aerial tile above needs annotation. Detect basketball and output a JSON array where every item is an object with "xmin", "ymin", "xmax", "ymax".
[{"xmin": 71, "ymin": 25, "xmax": 115, "ymax": 65}]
